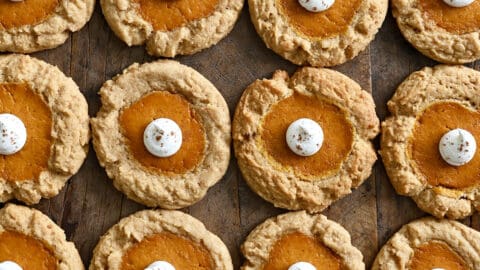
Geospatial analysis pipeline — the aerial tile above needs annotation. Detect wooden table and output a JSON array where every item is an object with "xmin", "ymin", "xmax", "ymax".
[{"xmin": 7, "ymin": 2, "xmax": 480, "ymax": 268}]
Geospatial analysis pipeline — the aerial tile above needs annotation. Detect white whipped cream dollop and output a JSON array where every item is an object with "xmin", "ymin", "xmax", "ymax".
[
  {"xmin": 144, "ymin": 261, "xmax": 175, "ymax": 270},
  {"xmin": 442, "ymin": 0, "xmax": 475, "ymax": 7},
  {"xmin": 431, "ymin": 268, "xmax": 445, "ymax": 270},
  {"xmin": 0, "ymin": 113, "xmax": 27, "ymax": 155},
  {"xmin": 298, "ymin": 0, "xmax": 335, "ymax": 12},
  {"xmin": 8, "ymin": 0, "xmax": 24, "ymax": 2},
  {"xmin": 143, "ymin": 118, "xmax": 182, "ymax": 158},
  {"xmin": 0, "ymin": 261, "xmax": 22, "ymax": 270},
  {"xmin": 439, "ymin": 128, "xmax": 476, "ymax": 166},
  {"xmin": 288, "ymin": 262, "xmax": 317, "ymax": 270},
  {"xmin": 286, "ymin": 118, "xmax": 323, "ymax": 157}
]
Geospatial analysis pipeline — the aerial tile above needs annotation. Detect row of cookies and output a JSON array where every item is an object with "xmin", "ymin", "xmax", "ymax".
[
  {"xmin": 1, "ymin": 0, "xmax": 480, "ymax": 65},
  {"xmin": 1, "ymin": 52, "xmax": 480, "ymax": 268},
  {"xmin": 1, "ymin": 203, "xmax": 479, "ymax": 269},
  {"xmin": 4, "ymin": 53, "xmax": 480, "ymax": 219}
]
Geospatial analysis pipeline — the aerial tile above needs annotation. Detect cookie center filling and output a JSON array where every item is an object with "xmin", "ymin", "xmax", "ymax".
[
  {"xmin": 0, "ymin": 83, "xmax": 52, "ymax": 182},
  {"xmin": 276, "ymin": 0, "xmax": 362, "ymax": 38},
  {"xmin": 0, "ymin": 231, "xmax": 57, "ymax": 270},
  {"xmin": 260, "ymin": 92, "xmax": 353, "ymax": 178},
  {"xmin": 263, "ymin": 232, "xmax": 341, "ymax": 270},
  {"xmin": 408, "ymin": 241, "xmax": 469, "ymax": 270},
  {"xmin": 0, "ymin": 0, "xmax": 59, "ymax": 29},
  {"xmin": 419, "ymin": 0, "xmax": 480, "ymax": 34},
  {"xmin": 133, "ymin": 0, "xmax": 220, "ymax": 31},
  {"xmin": 120, "ymin": 232, "xmax": 214, "ymax": 270},
  {"xmin": 409, "ymin": 102, "xmax": 480, "ymax": 189},
  {"xmin": 120, "ymin": 91, "xmax": 205, "ymax": 174}
]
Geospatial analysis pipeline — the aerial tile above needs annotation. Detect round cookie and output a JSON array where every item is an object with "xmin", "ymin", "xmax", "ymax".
[
  {"xmin": 241, "ymin": 211, "xmax": 364, "ymax": 270},
  {"xmin": 91, "ymin": 60, "xmax": 231, "ymax": 209},
  {"xmin": 248, "ymin": 0, "xmax": 388, "ymax": 67},
  {"xmin": 0, "ymin": 203, "xmax": 84, "ymax": 269},
  {"xmin": 100, "ymin": 0, "xmax": 244, "ymax": 57},
  {"xmin": 233, "ymin": 68, "xmax": 379, "ymax": 212},
  {"xmin": 0, "ymin": 0, "xmax": 94, "ymax": 53},
  {"xmin": 89, "ymin": 209, "xmax": 233, "ymax": 270},
  {"xmin": 392, "ymin": 0, "xmax": 480, "ymax": 64},
  {"xmin": 0, "ymin": 54, "xmax": 89, "ymax": 205},
  {"xmin": 380, "ymin": 65, "xmax": 480, "ymax": 219},
  {"xmin": 372, "ymin": 217, "xmax": 480, "ymax": 269}
]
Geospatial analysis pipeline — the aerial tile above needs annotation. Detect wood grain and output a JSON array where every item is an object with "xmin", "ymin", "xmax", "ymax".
[{"xmin": 0, "ymin": 2, "xmax": 478, "ymax": 269}]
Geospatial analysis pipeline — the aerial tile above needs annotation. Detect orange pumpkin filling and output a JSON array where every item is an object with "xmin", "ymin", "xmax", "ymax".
[
  {"xmin": 120, "ymin": 91, "xmax": 205, "ymax": 174},
  {"xmin": 419, "ymin": 0, "xmax": 480, "ymax": 34},
  {"xmin": 408, "ymin": 241, "xmax": 468, "ymax": 270},
  {"xmin": 0, "ymin": 230, "xmax": 57, "ymax": 270},
  {"xmin": 409, "ymin": 102, "xmax": 480, "ymax": 189},
  {"xmin": 260, "ymin": 92, "xmax": 353, "ymax": 178},
  {"xmin": 133, "ymin": 0, "xmax": 220, "ymax": 31},
  {"xmin": 0, "ymin": 0, "xmax": 59, "ymax": 29},
  {"xmin": 120, "ymin": 232, "xmax": 213, "ymax": 270},
  {"xmin": 276, "ymin": 0, "xmax": 363, "ymax": 38},
  {"xmin": 0, "ymin": 83, "xmax": 52, "ymax": 182},
  {"xmin": 263, "ymin": 232, "xmax": 341, "ymax": 270}
]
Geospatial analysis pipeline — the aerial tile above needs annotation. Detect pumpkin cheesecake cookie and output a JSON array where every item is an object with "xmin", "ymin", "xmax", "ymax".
[
  {"xmin": 241, "ymin": 211, "xmax": 364, "ymax": 270},
  {"xmin": 90, "ymin": 209, "xmax": 233, "ymax": 270},
  {"xmin": 100, "ymin": 0, "xmax": 244, "ymax": 57},
  {"xmin": 0, "ymin": 203, "xmax": 84, "ymax": 269},
  {"xmin": 233, "ymin": 68, "xmax": 379, "ymax": 212},
  {"xmin": 0, "ymin": 0, "xmax": 94, "ymax": 53},
  {"xmin": 392, "ymin": 0, "xmax": 480, "ymax": 64},
  {"xmin": 381, "ymin": 65, "xmax": 480, "ymax": 219},
  {"xmin": 0, "ymin": 54, "xmax": 89, "ymax": 205},
  {"xmin": 91, "ymin": 60, "xmax": 230, "ymax": 209},
  {"xmin": 372, "ymin": 217, "xmax": 480, "ymax": 269},
  {"xmin": 248, "ymin": 0, "xmax": 388, "ymax": 67}
]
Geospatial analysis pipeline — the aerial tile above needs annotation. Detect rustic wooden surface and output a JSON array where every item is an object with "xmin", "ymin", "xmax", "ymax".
[{"xmin": 2, "ymin": 2, "xmax": 479, "ymax": 269}]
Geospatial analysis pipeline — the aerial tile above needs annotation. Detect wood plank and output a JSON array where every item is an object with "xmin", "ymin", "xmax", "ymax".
[
  {"xmin": 31, "ymin": 32, "xmax": 73, "ymax": 225},
  {"xmin": 324, "ymin": 48, "xmax": 378, "ymax": 267},
  {"xmin": 371, "ymin": 12, "xmax": 433, "ymax": 246},
  {"xmin": 57, "ymin": 4, "xmax": 126, "ymax": 264}
]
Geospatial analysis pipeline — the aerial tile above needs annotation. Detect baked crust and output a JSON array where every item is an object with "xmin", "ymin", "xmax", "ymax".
[
  {"xmin": 89, "ymin": 209, "xmax": 233, "ymax": 270},
  {"xmin": 100, "ymin": 0, "xmax": 243, "ymax": 57},
  {"xmin": 0, "ymin": 54, "xmax": 89, "ymax": 205},
  {"xmin": 0, "ymin": 0, "xmax": 95, "ymax": 53},
  {"xmin": 241, "ymin": 211, "xmax": 364, "ymax": 270},
  {"xmin": 372, "ymin": 217, "xmax": 480, "ymax": 269},
  {"xmin": 233, "ymin": 68, "xmax": 379, "ymax": 212},
  {"xmin": 247, "ymin": 0, "xmax": 387, "ymax": 67},
  {"xmin": 91, "ymin": 60, "xmax": 231, "ymax": 209},
  {"xmin": 392, "ymin": 0, "xmax": 480, "ymax": 64},
  {"xmin": 380, "ymin": 65, "xmax": 480, "ymax": 219},
  {"xmin": 0, "ymin": 203, "xmax": 84, "ymax": 269}
]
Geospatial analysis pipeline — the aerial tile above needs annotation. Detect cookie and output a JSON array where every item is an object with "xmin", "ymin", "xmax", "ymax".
[
  {"xmin": 233, "ymin": 68, "xmax": 379, "ymax": 212},
  {"xmin": 0, "ymin": 203, "xmax": 84, "ymax": 269},
  {"xmin": 241, "ymin": 211, "xmax": 364, "ymax": 270},
  {"xmin": 0, "ymin": 54, "xmax": 90, "ymax": 205},
  {"xmin": 0, "ymin": 0, "xmax": 94, "ymax": 53},
  {"xmin": 372, "ymin": 217, "xmax": 480, "ymax": 269},
  {"xmin": 380, "ymin": 65, "xmax": 480, "ymax": 219},
  {"xmin": 392, "ymin": 0, "xmax": 480, "ymax": 64},
  {"xmin": 91, "ymin": 60, "xmax": 231, "ymax": 209},
  {"xmin": 90, "ymin": 209, "xmax": 233, "ymax": 270},
  {"xmin": 100, "ymin": 0, "xmax": 244, "ymax": 57},
  {"xmin": 248, "ymin": 0, "xmax": 388, "ymax": 67}
]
